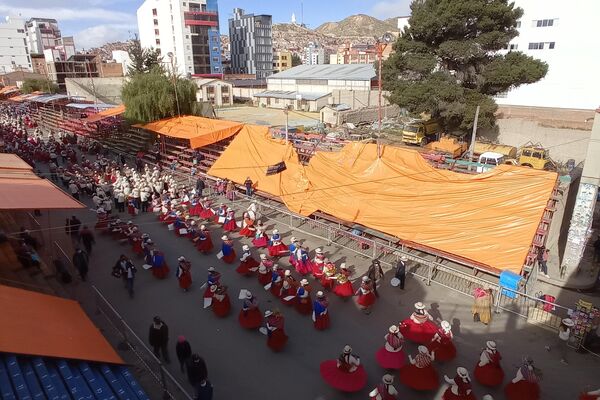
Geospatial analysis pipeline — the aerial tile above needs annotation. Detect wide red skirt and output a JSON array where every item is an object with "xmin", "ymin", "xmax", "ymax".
[
  {"xmin": 399, "ymin": 363, "xmax": 438, "ymax": 391},
  {"xmin": 314, "ymin": 313, "xmax": 330, "ymax": 330},
  {"xmin": 357, "ymin": 292, "xmax": 376, "ymax": 307},
  {"xmin": 295, "ymin": 260, "xmax": 312, "ymax": 275},
  {"xmin": 223, "ymin": 220, "xmax": 237, "ymax": 232},
  {"xmin": 280, "ymin": 289, "xmax": 297, "ymax": 306},
  {"xmin": 258, "ymin": 272, "xmax": 271, "ymax": 286},
  {"xmin": 238, "ymin": 308, "xmax": 262, "ymax": 329},
  {"xmin": 212, "ymin": 295, "xmax": 231, "ymax": 318},
  {"xmin": 442, "ymin": 388, "xmax": 477, "ymax": 400},
  {"xmin": 268, "ymin": 243, "xmax": 288, "ymax": 257},
  {"xmin": 178, "ymin": 273, "xmax": 192, "ymax": 290},
  {"xmin": 236, "ymin": 258, "xmax": 259, "ymax": 275},
  {"xmin": 474, "ymin": 363, "xmax": 504, "ymax": 387},
  {"xmin": 198, "ymin": 208, "xmax": 214, "ymax": 219},
  {"xmin": 239, "ymin": 226, "xmax": 255, "ymax": 237},
  {"xmin": 399, "ymin": 319, "xmax": 438, "ymax": 344},
  {"xmin": 132, "ymin": 241, "xmax": 143, "ymax": 255},
  {"xmin": 189, "ymin": 204, "xmax": 203, "ymax": 216},
  {"xmin": 296, "ymin": 298, "xmax": 312, "ymax": 315},
  {"xmin": 152, "ymin": 264, "xmax": 170, "ymax": 279},
  {"xmin": 427, "ymin": 338, "xmax": 456, "ymax": 362},
  {"xmin": 504, "ymin": 380, "xmax": 540, "ymax": 400},
  {"xmin": 319, "ymin": 275, "xmax": 336, "ymax": 290},
  {"xmin": 333, "ymin": 282, "xmax": 354, "ymax": 298},
  {"xmin": 320, "ymin": 361, "xmax": 367, "ymax": 392},
  {"xmin": 252, "ymin": 236, "xmax": 268, "ymax": 248},
  {"xmin": 222, "ymin": 251, "xmax": 236, "ymax": 264},
  {"xmin": 375, "ymin": 347, "xmax": 406, "ymax": 369},
  {"xmin": 196, "ymin": 237, "xmax": 214, "ymax": 253},
  {"xmin": 580, "ymin": 394, "xmax": 600, "ymax": 400},
  {"xmin": 267, "ymin": 329, "xmax": 288, "ymax": 352},
  {"xmin": 270, "ymin": 282, "xmax": 283, "ymax": 297}
]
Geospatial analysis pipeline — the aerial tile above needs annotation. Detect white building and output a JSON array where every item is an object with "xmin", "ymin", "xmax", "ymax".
[
  {"xmin": 194, "ymin": 77, "xmax": 233, "ymax": 107},
  {"xmin": 112, "ymin": 50, "xmax": 132, "ymax": 75},
  {"xmin": 25, "ymin": 18, "xmax": 62, "ymax": 55},
  {"xmin": 497, "ymin": 0, "xmax": 600, "ymax": 109},
  {"xmin": 397, "ymin": 16, "xmax": 410, "ymax": 31},
  {"xmin": 303, "ymin": 42, "xmax": 325, "ymax": 65},
  {"xmin": 137, "ymin": 0, "xmax": 223, "ymax": 77},
  {"xmin": 0, "ymin": 16, "xmax": 31, "ymax": 73}
]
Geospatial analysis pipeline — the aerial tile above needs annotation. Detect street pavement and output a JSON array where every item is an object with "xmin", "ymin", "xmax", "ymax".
[{"xmin": 45, "ymin": 191, "xmax": 599, "ymax": 400}]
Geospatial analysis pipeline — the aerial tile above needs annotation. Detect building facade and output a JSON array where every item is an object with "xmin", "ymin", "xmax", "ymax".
[
  {"xmin": 0, "ymin": 16, "xmax": 31, "ymax": 73},
  {"xmin": 496, "ymin": 0, "xmax": 600, "ymax": 109},
  {"xmin": 25, "ymin": 18, "xmax": 62, "ymax": 55},
  {"xmin": 273, "ymin": 50, "xmax": 292, "ymax": 73},
  {"xmin": 194, "ymin": 77, "xmax": 233, "ymax": 106},
  {"xmin": 228, "ymin": 8, "xmax": 273, "ymax": 79},
  {"xmin": 137, "ymin": 0, "xmax": 223, "ymax": 77},
  {"xmin": 302, "ymin": 42, "xmax": 326, "ymax": 65}
]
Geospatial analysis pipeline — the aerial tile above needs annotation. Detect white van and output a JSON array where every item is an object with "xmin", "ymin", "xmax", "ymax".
[{"xmin": 477, "ymin": 151, "xmax": 506, "ymax": 173}]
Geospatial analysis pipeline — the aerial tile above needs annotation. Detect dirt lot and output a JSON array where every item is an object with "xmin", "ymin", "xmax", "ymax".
[{"xmin": 216, "ymin": 105, "xmax": 321, "ymax": 128}]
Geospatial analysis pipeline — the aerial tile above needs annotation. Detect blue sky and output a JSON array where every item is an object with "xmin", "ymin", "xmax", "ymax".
[{"xmin": 0, "ymin": 0, "xmax": 410, "ymax": 49}]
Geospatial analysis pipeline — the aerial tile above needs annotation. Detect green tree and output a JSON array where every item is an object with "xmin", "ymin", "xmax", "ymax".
[
  {"xmin": 127, "ymin": 37, "xmax": 165, "ymax": 75},
  {"xmin": 21, "ymin": 79, "xmax": 59, "ymax": 94},
  {"xmin": 382, "ymin": 0, "xmax": 548, "ymax": 132},
  {"xmin": 122, "ymin": 66, "xmax": 199, "ymax": 123},
  {"xmin": 144, "ymin": 48, "xmax": 164, "ymax": 73},
  {"xmin": 291, "ymin": 53, "xmax": 302, "ymax": 67}
]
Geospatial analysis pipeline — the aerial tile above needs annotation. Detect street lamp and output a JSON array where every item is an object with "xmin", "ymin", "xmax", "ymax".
[{"xmin": 167, "ymin": 52, "xmax": 181, "ymax": 118}]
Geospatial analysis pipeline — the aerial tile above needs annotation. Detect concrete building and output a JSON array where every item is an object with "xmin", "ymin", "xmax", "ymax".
[
  {"xmin": 0, "ymin": 16, "xmax": 31, "ymax": 73},
  {"xmin": 137, "ymin": 0, "xmax": 223, "ymax": 77},
  {"xmin": 303, "ymin": 42, "xmax": 325, "ymax": 65},
  {"xmin": 194, "ymin": 77, "xmax": 233, "ymax": 106},
  {"xmin": 228, "ymin": 8, "xmax": 273, "ymax": 79},
  {"xmin": 330, "ymin": 44, "xmax": 377, "ymax": 65},
  {"xmin": 273, "ymin": 50, "xmax": 292, "ymax": 73},
  {"xmin": 31, "ymin": 54, "xmax": 47, "ymax": 76},
  {"xmin": 25, "ymin": 18, "xmax": 62, "ymax": 55},
  {"xmin": 112, "ymin": 50, "xmax": 132, "ymax": 76},
  {"xmin": 0, "ymin": 70, "xmax": 46, "ymax": 87},
  {"xmin": 47, "ymin": 54, "xmax": 100, "ymax": 91},
  {"xmin": 496, "ymin": 0, "xmax": 600, "ymax": 109},
  {"xmin": 65, "ymin": 77, "xmax": 126, "ymax": 104}
]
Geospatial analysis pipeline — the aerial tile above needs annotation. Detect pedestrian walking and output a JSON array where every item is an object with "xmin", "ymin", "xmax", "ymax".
[
  {"xmin": 79, "ymin": 225, "xmax": 95, "ymax": 254},
  {"xmin": 546, "ymin": 318, "xmax": 574, "ymax": 364},
  {"xmin": 187, "ymin": 353, "xmax": 208, "ymax": 392},
  {"xmin": 72, "ymin": 247, "xmax": 89, "ymax": 281},
  {"xmin": 367, "ymin": 259, "xmax": 384, "ymax": 297},
  {"xmin": 244, "ymin": 176, "xmax": 254, "ymax": 196},
  {"xmin": 472, "ymin": 288, "xmax": 493, "ymax": 325},
  {"xmin": 537, "ymin": 246, "xmax": 550, "ymax": 278},
  {"xmin": 176, "ymin": 336, "xmax": 192, "ymax": 373},
  {"xmin": 196, "ymin": 379, "xmax": 213, "ymax": 400},
  {"xmin": 195, "ymin": 177, "xmax": 205, "ymax": 196},
  {"xmin": 394, "ymin": 255, "xmax": 408, "ymax": 290},
  {"xmin": 149, "ymin": 316, "xmax": 170, "ymax": 363},
  {"xmin": 122, "ymin": 258, "xmax": 137, "ymax": 298}
]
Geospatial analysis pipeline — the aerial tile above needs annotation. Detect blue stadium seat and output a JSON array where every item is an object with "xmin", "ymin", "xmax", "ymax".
[
  {"xmin": 116, "ymin": 367, "xmax": 149, "ymax": 400},
  {"xmin": 5, "ymin": 355, "xmax": 32, "ymax": 400},
  {"xmin": 0, "ymin": 357, "xmax": 17, "ymax": 400},
  {"xmin": 18, "ymin": 358, "xmax": 44, "ymax": 399},
  {"xmin": 99, "ymin": 365, "xmax": 136, "ymax": 400},
  {"xmin": 56, "ymin": 360, "xmax": 93, "ymax": 400},
  {"xmin": 31, "ymin": 357, "xmax": 65, "ymax": 400},
  {"xmin": 78, "ymin": 362, "xmax": 116, "ymax": 400}
]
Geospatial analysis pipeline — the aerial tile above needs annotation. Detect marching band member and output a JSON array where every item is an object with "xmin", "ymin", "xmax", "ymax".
[
  {"xmin": 399, "ymin": 302, "xmax": 438, "ymax": 344},
  {"xmin": 443, "ymin": 367, "xmax": 476, "ymax": 400},
  {"xmin": 474, "ymin": 340, "xmax": 504, "ymax": 387},
  {"xmin": 312, "ymin": 291, "xmax": 330, "ymax": 330},
  {"xmin": 399, "ymin": 345, "xmax": 438, "ymax": 391},
  {"xmin": 320, "ymin": 345, "xmax": 367, "ymax": 392},
  {"xmin": 428, "ymin": 320, "xmax": 456, "ymax": 361},
  {"xmin": 375, "ymin": 325, "xmax": 406, "ymax": 369}
]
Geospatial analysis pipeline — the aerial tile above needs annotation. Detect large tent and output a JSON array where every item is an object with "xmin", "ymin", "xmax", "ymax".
[{"xmin": 209, "ymin": 126, "xmax": 558, "ymax": 273}]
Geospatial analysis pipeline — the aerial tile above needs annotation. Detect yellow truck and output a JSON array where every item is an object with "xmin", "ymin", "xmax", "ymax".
[
  {"xmin": 401, "ymin": 119, "xmax": 442, "ymax": 146},
  {"xmin": 472, "ymin": 142, "xmax": 518, "ymax": 159},
  {"xmin": 518, "ymin": 143, "xmax": 556, "ymax": 170}
]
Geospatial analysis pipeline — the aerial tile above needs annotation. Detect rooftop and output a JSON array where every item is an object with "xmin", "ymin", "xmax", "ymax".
[
  {"xmin": 254, "ymin": 90, "xmax": 330, "ymax": 101},
  {"xmin": 268, "ymin": 64, "xmax": 376, "ymax": 81}
]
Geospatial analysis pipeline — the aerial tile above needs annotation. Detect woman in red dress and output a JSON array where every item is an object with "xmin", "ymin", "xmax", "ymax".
[
  {"xmin": 222, "ymin": 208, "xmax": 237, "ymax": 232},
  {"xmin": 269, "ymin": 265, "xmax": 284, "ymax": 297},
  {"xmin": 267, "ymin": 229, "xmax": 288, "ymax": 257},
  {"xmin": 264, "ymin": 310, "xmax": 288, "ymax": 352},
  {"xmin": 220, "ymin": 235, "xmax": 236, "ymax": 264},
  {"xmin": 131, "ymin": 232, "xmax": 144, "ymax": 255},
  {"xmin": 375, "ymin": 325, "xmax": 406, "ymax": 370},
  {"xmin": 252, "ymin": 227, "xmax": 269, "ymax": 248},
  {"xmin": 176, "ymin": 256, "xmax": 192, "ymax": 291},
  {"xmin": 238, "ymin": 212, "xmax": 256, "ymax": 237},
  {"xmin": 355, "ymin": 276, "xmax": 376, "ymax": 314},
  {"xmin": 428, "ymin": 320, "xmax": 456, "ymax": 362},
  {"xmin": 474, "ymin": 340, "xmax": 504, "ymax": 387},
  {"xmin": 295, "ymin": 279, "xmax": 312, "ymax": 315},
  {"xmin": 151, "ymin": 248, "xmax": 170, "ymax": 279},
  {"xmin": 311, "ymin": 248, "xmax": 325, "ymax": 279},
  {"xmin": 312, "ymin": 291, "xmax": 330, "ymax": 330},
  {"xmin": 95, "ymin": 207, "xmax": 108, "ymax": 230},
  {"xmin": 236, "ymin": 245, "xmax": 259, "ymax": 276},
  {"xmin": 399, "ymin": 346, "xmax": 438, "ymax": 391},
  {"xmin": 189, "ymin": 197, "xmax": 203, "ymax": 216},
  {"xmin": 369, "ymin": 374, "xmax": 399, "ymax": 400},
  {"xmin": 319, "ymin": 259, "xmax": 337, "ymax": 290},
  {"xmin": 212, "ymin": 285, "xmax": 231, "ymax": 318},
  {"xmin": 320, "ymin": 345, "xmax": 367, "ymax": 392},
  {"xmin": 238, "ymin": 290, "xmax": 262, "ymax": 329},
  {"xmin": 399, "ymin": 302, "xmax": 439, "ymax": 344},
  {"xmin": 442, "ymin": 367, "xmax": 476, "ymax": 400},
  {"xmin": 198, "ymin": 197, "xmax": 214, "ymax": 219},
  {"xmin": 333, "ymin": 264, "xmax": 353, "ymax": 299},
  {"xmin": 195, "ymin": 225, "xmax": 213, "ymax": 254},
  {"xmin": 257, "ymin": 257, "xmax": 273, "ymax": 287},
  {"xmin": 504, "ymin": 357, "xmax": 540, "ymax": 400},
  {"xmin": 279, "ymin": 279, "xmax": 297, "ymax": 306}
]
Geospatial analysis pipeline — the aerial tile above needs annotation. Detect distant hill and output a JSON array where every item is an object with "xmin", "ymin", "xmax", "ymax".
[
  {"xmin": 80, "ymin": 41, "xmax": 130, "ymax": 62},
  {"xmin": 315, "ymin": 14, "xmax": 399, "ymax": 38}
]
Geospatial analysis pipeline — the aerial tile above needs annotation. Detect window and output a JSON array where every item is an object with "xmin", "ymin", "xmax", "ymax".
[
  {"xmin": 528, "ymin": 42, "xmax": 544, "ymax": 50},
  {"xmin": 534, "ymin": 19, "xmax": 555, "ymax": 27},
  {"xmin": 212, "ymin": 57, "xmax": 219, "ymax": 62},
  {"xmin": 152, "ymin": 8, "xmax": 157, "ymax": 16},
  {"xmin": 155, "ymin": 39, "xmax": 161, "ymax": 45},
  {"xmin": 509, "ymin": 44, "xmax": 518, "ymax": 50},
  {"xmin": 549, "ymin": 42, "xmax": 555, "ymax": 49},
  {"xmin": 186, "ymin": 35, "xmax": 189, "ymax": 39},
  {"xmin": 154, "ymin": 19, "xmax": 158, "ymax": 25},
  {"xmin": 515, "ymin": 21, "xmax": 521, "ymax": 28},
  {"xmin": 155, "ymin": 29, "xmax": 160, "ymax": 35},
  {"xmin": 17, "ymin": 29, "xmax": 24, "ymax": 33}
]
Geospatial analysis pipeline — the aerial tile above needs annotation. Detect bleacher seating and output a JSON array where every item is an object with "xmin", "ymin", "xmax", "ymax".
[{"xmin": 0, "ymin": 353, "xmax": 149, "ymax": 400}]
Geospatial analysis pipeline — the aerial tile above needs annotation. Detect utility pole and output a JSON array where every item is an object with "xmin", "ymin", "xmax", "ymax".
[
  {"xmin": 467, "ymin": 105, "xmax": 480, "ymax": 171},
  {"xmin": 167, "ymin": 52, "xmax": 181, "ymax": 118},
  {"xmin": 284, "ymin": 106, "xmax": 289, "ymax": 142}
]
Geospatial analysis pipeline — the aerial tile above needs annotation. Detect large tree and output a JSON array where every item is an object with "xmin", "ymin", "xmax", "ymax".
[
  {"xmin": 127, "ymin": 37, "xmax": 164, "ymax": 75},
  {"xmin": 21, "ymin": 78, "xmax": 59, "ymax": 94},
  {"xmin": 121, "ymin": 66, "xmax": 199, "ymax": 123},
  {"xmin": 382, "ymin": 0, "xmax": 548, "ymax": 132}
]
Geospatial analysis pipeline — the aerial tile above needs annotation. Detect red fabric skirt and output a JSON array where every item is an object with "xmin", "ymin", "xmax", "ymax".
[
  {"xmin": 132, "ymin": 241, "xmax": 143, "ymax": 255},
  {"xmin": 212, "ymin": 295, "xmax": 231, "ymax": 318},
  {"xmin": 375, "ymin": 347, "xmax": 406, "ymax": 370},
  {"xmin": 236, "ymin": 258, "xmax": 259, "ymax": 275},
  {"xmin": 252, "ymin": 236, "xmax": 268, "ymax": 248},
  {"xmin": 162, "ymin": 216, "xmax": 175, "ymax": 225},
  {"xmin": 296, "ymin": 297, "xmax": 312, "ymax": 315},
  {"xmin": 474, "ymin": 363, "xmax": 504, "ymax": 387},
  {"xmin": 267, "ymin": 329, "xmax": 288, "ymax": 352},
  {"xmin": 399, "ymin": 319, "xmax": 438, "ymax": 344},
  {"xmin": 268, "ymin": 243, "xmax": 288, "ymax": 257},
  {"xmin": 504, "ymin": 380, "xmax": 540, "ymax": 400},
  {"xmin": 196, "ymin": 237, "xmax": 213, "ymax": 253},
  {"xmin": 357, "ymin": 292, "xmax": 376, "ymax": 307},
  {"xmin": 320, "ymin": 361, "xmax": 367, "ymax": 392},
  {"xmin": 239, "ymin": 226, "xmax": 255, "ymax": 237},
  {"xmin": 442, "ymin": 388, "xmax": 476, "ymax": 400},
  {"xmin": 270, "ymin": 282, "xmax": 283, "ymax": 297},
  {"xmin": 238, "ymin": 308, "xmax": 262, "ymax": 329},
  {"xmin": 223, "ymin": 220, "xmax": 237, "ymax": 232},
  {"xmin": 427, "ymin": 338, "xmax": 456, "ymax": 362},
  {"xmin": 152, "ymin": 263, "xmax": 170, "ymax": 279},
  {"xmin": 198, "ymin": 208, "xmax": 214, "ymax": 219},
  {"xmin": 222, "ymin": 251, "xmax": 236, "ymax": 264},
  {"xmin": 280, "ymin": 289, "xmax": 297, "ymax": 306},
  {"xmin": 295, "ymin": 260, "xmax": 312, "ymax": 275},
  {"xmin": 189, "ymin": 204, "xmax": 203, "ymax": 216},
  {"xmin": 580, "ymin": 395, "xmax": 600, "ymax": 400},
  {"xmin": 178, "ymin": 273, "xmax": 192, "ymax": 290},
  {"xmin": 319, "ymin": 275, "xmax": 336, "ymax": 290},
  {"xmin": 258, "ymin": 272, "xmax": 271, "ymax": 286},
  {"xmin": 333, "ymin": 282, "xmax": 354, "ymax": 298},
  {"xmin": 314, "ymin": 313, "xmax": 330, "ymax": 330},
  {"xmin": 399, "ymin": 363, "xmax": 438, "ymax": 391},
  {"xmin": 128, "ymin": 204, "xmax": 136, "ymax": 215}
]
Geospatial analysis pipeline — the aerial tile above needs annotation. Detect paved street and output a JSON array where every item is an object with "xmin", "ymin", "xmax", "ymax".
[{"xmin": 45, "ymin": 193, "xmax": 599, "ymax": 400}]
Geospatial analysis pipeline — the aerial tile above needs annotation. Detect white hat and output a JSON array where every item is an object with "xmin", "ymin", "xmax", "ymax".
[
  {"xmin": 457, "ymin": 367, "xmax": 469, "ymax": 378},
  {"xmin": 340, "ymin": 262, "xmax": 347, "ymax": 269},
  {"xmin": 414, "ymin": 302, "xmax": 426, "ymax": 310},
  {"xmin": 178, "ymin": 256, "xmax": 185, "ymax": 261},
  {"xmin": 221, "ymin": 235, "xmax": 228, "ymax": 241},
  {"xmin": 482, "ymin": 395, "xmax": 494, "ymax": 400},
  {"xmin": 127, "ymin": 220, "xmax": 133, "ymax": 225},
  {"xmin": 227, "ymin": 207, "xmax": 232, "ymax": 212},
  {"xmin": 562, "ymin": 318, "xmax": 574, "ymax": 327},
  {"xmin": 486, "ymin": 340, "xmax": 497, "ymax": 350},
  {"xmin": 343, "ymin": 345, "xmax": 352, "ymax": 354},
  {"xmin": 208, "ymin": 266, "xmax": 215, "ymax": 272},
  {"xmin": 316, "ymin": 291, "xmax": 324, "ymax": 297},
  {"xmin": 260, "ymin": 254, "xmax": 267, "ymax": 260},
  {"xmin": 242, "ymin": 244, "xmax": 250, "ymax": 251},
  {"xmin": 290, "ymin": 236, "xmax": 297, "ymax": 242},
  {"xmin": 300, "ymin": 278, "xmax": 308, "ymax": 285},
  {"xmin": 382, "ymin": 374, "xmax": 394, "ymax": 384},
  {"xmin": 401, "ymin": 255, "xmax": 408, "ymax": 261},
  {"xmin": 362, "ymin": 276, "xmax": 369, "ymax": 282},
  {"xmin": 284, "ymin": 270, "xmax": 291, "ymax": 276},
  {"xmin": 418, "ymin": 345, "xmax": 428, "ymax": 354},
  {"xmin": 272, "ymin": 229, "xmax": 278, "ymax": 234},
  {"xmin": 264, "ymin": 310, "xmax": 273, "ymax": 317},
  {"xmin": 210, "ymin": 284, "xmax": 217, "ymax": 292},
  {"xmin": 389, "ymin": 325, "xmax": 399, "ymax": 334},
  {"xmin": 190, "ymin": 220, "xmax": 196, "ymax": 225},
  {"xmin": 245, "ymin": 291, "xmax": 252, "ymax": 299},
  {"xmin": 142, "ymin": 233, "xmax": 150, "ymax": 239},
  {"xmin": 315, "ymin": 248, "xmax": 323, "ymax": 254},
  {"xmin": 146, "ymin": 239, "xmax": 154, "ymax": 244},
  {"xmin": 441, "ymin": 320, "xmax": 451, "ymax": 331},
  {"xmin": 200, "ymin": 225, "xmax": 206, "ymax": 230}
]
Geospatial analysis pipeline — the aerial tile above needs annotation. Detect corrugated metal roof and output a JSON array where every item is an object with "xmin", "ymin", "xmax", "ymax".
[
  {"xmin": 65, "ymin": 102, "xmax": 115, "ymax": 110},
  {"xmin": 34, "ymin": 94, "xmax": 69, "ymax": 103},
  {"xmin": 268, "ymin": 64, "xmax": 376, "ymax": 81},
  {"xmin": 254, "ymin": 90, "xmax": 330, "ymax": 101}
]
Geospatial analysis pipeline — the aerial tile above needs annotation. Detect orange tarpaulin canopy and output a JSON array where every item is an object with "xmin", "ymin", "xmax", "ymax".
[
  {"xmin": 0, "ymin": 154, "xmax": 85, "ymax": 210},
  {"xmin": 0, "ymin": 285, "xmax": 123, "ymax": 364},
  {"xmin": 136, "ymin": 115, "xmax": 243, "ymax": 149},
  {"xmin": 86, "ymin": 104, "xmax": 126, "ymax": 123},
  {"xmin": 0, "ymin": 85, "xmax": 18, "ymax": 94},
  {"xmin": 209, "ymin": 126, "xmax": 558, "ymax": 273}
]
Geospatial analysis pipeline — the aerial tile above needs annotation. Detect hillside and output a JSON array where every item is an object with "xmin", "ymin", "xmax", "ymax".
[{"xmin": 315, "ymin": 14, "xmax": 399, "ymax": 37}]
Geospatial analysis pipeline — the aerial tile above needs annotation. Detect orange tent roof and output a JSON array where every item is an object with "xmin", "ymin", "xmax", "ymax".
[
  {"xmin": 86, "ymin": 104, "xmax": 126, "ymax": 123},
  {"xmin": 0, "ymin": 154, "xmax": 85, "ymax": 210},
  {"xmin": 0, "ymin": 85, "xmax": 18, "ymax": 95},
  {"xmin": 209, "ymin": 126, "xmax": 558, "ymax": 273},
  {"xmin": 0, "ymin": 285, "xmax": 123, "ymax": 364},
  {"xmin": 136, "ymin": 115, "xmax": 243, "ymax": 149}
]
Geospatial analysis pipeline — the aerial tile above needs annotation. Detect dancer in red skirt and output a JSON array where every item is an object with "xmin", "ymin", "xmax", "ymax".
[
  {"xmin": 269, "ymin": 264, "xmax": 284, "ymax": 297},
  {"xmin": 238, "ymin": 290, "xmax": 262, "ymax": 329},
  {"xmin": 320, "ymin": 345, "xmax": 367, "ymax": 392},
  {"xmin": 214, "ymin": 203, "xmax": 227, "ymax": 224},
  {"xmin": 279, "ymin": 279, "xmax": 297, "ymax": 306},
  {"xmin": 195, "ymin": 225, "xmax": 213, "ymax": 254},
  {"xmin": 399, "ymin": 302, "xmax": 438, "ymax": 344},
  {"xmin": 333, "ymin": 263, "xmax": 353, "ymax": 299},
  {"xmin": 188, "ymin": 197, "xmax": 203, "ymax": 216},
  {"xmin": 131, "ymin": 232, "xmax": 144, "ymax": 255},
  {"xmin": 375, "ymin": 325, "xmax": 406, "ymax": 370},
  {"xmin": 151, "ymin": 248, "xmax": 170, "ymax": 279},
  {"xmin": 257, "ymin": 256, "xmax": 273, "ymax": 287},
  {"xmin": 443, "ymin": 367, "xmax": 476, "ymax": 400},
  {"xmin": 504, "ymin": 357, "xmax": 540, "ymax": 400},
  {"xmin": 295, "ymin": 279, "xmax": 312, "ymax": 315},
  {"xmin": 198, "ymin": 198, "xmax": 214, "ymax": 219},
  {"xmin": 264, "ymin": 310, "xmax": 288, "ymax": 352},
  {"xmin": 369, "ymin": 374, "xmax": 399, "ymax": 400},
  {"xmin": 176, "ymin": 256, "xmax": 192, "ymax": 291},
  {"xmin": 212, "ymin": 285, "xmax": 231, "ymax": 318},
  {"xmin": 580, "ymin": 389, "xmax": 600, "ymax": 400},
  {"xmin": 355, "ymin": 276, "xmax": 376, "ymax": 314},
  {"xmin": 222, "ymin": 208, "xmax": 237, "ymax": 232},
  {"xmin": 474, "ymin": 340, "xmax": 504, "ymax": 387},
  {"xmin": 428, "ymin": 320, "xmax": 456, "ymax": 362},
  {"xmin": 220, "ymin": 235, "xmax": 236, "ymax": 264},
  {"xmin": 294, "ymin": 246, "xmax": 312, "ymax": 275},
  {"xmin": 236, "ymin": 245, "xmax": 259, "ymax": 276},
  {"xmin": 267, "ymin": 229, "xmax": 288, "ymax": 257},
  {"xmin": 312, "ymin": 291, "xmax": 330, "ymax": 330},
  {"xmin": 320, "ymin": 259, "xmax": 337, "ymax": 290},
  {"xmin": 311, "ymin": 248, "xmax": 326, "ymax": 279},
  {"xmin": 252, "ymin": 227, "xmax": 269, "ymax": 248},
  {"xmin": 288, "ymin": 237, "xmax": 299, "ymax": 267},
  {"xmin": 399, "ymin": 346, "xmax": 438, "ymax": 391},
  {"xmin": 238, "ymin": 212, "xmax": 256, "ymax": 237}
]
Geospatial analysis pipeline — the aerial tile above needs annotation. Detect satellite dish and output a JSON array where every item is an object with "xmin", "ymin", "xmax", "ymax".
[{"xmin": 382, "ymin": 32, "xmax": 394, "ymax": 43}]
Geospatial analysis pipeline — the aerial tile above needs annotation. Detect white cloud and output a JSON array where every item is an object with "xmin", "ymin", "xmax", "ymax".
[
  {"xmin": 0, "ymin": 5, "xmax": 133, "ymax": 22},
  {"xmin": 74, "ymin": 24, "xmax": 135, "ymax": 49},
  {"xmin": 371, "ymin": 1, "xmax": 412, "ymax": 19}
]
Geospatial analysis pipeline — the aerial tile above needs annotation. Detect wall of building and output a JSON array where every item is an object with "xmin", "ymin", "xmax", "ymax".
[
  {"xmin": 273, "ymin": 51, "xmax": 292, "ymax": 73},
  {"xmin": 329, "ymin": 89, "xmax": 390, "ymax": 109},
  {"xmin": 65, "ymin": 77, "xmax": 125, "ymax": 104},
  {"xmin": 229, "ymin": 9, "xmax": 272, "ymax": 78},
  {"xmin": 256, "ymin": 95, "xmax": 328, "ymax": 112},
  {"xmin": 231, "ymin": 87, "xmax": 263, "ymax": 101},
  {"xmin": 0, "ymin": 16, "xmax": 31, "ymax": 73},
  {"xmin": 321, "ymin": 104, "xmax": 401, "ymax": 126},
  {"xmin": 25, "ymin": 18, "xmax": 61, "ymax": 55},
  {"xmin": 196, "ymin": 81, "xmax": 233, "ymax": 107},
  {"xmin": 99, "ymin": 63, "xmax": 124, "ymax": 78},
  {"xmin": 267, "ymin": 79, "xmax": 372, "ymax": 94},
  {"xmin": 112, "ymin": 50, "xmax": 131, "ymax": 75}
]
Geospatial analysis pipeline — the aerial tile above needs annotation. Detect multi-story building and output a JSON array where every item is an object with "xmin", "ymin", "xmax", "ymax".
[
  {"xmin": 273, "ymin": 50, "xmax": 292, "ymax": 73},
  {"xmin": 303, "ymin": 42, "xmax": 326, "ymax": 65},
  {"xmin": 137, "ymin": 0, "xmax": 223, "ymax": 77},
  {"xmin": 25, "ymin": 18, "xmax": 62, "ymax": 55},
  {"xmin": 229, "ymin": 8, "xmax": 273, "ymax": 79},
  {"xmin": 0, "ymin": 16, "xmax": 31, "ymax": 73}
]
